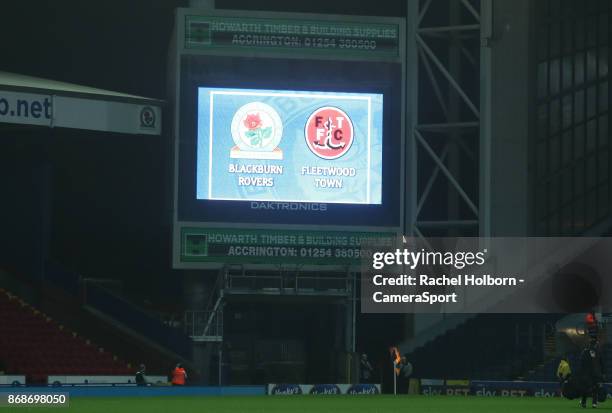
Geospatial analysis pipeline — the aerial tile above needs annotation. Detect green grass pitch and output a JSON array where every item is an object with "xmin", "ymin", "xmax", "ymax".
[{"xmin": 28, "ymin": 395, "xmax": 603, "ymax": 413}]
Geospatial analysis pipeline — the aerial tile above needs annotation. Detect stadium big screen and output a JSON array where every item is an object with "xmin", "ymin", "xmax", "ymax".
[{"xmin": 176, "ymin": 54, "xmax": 402, "ymax": 229}]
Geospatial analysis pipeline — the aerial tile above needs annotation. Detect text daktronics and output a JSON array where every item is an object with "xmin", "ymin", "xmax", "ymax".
[{"xmin": 250, "ymin": 202, "xmax": 327, "ymax": 211}]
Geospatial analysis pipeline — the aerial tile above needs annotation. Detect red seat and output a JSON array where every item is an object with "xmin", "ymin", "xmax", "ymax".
[{"xmin": 0, "ymin": 290, "xmax": 131, "ymax": 381}]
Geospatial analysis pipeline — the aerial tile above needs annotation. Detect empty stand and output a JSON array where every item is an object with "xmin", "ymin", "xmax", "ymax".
[
  {"xmin": 0, "ymin": 288, "xmax": 132, "ymax": 383},
  {"xmin": 407, "ymin": 314, "xmax": 561, "ymax": 380}
]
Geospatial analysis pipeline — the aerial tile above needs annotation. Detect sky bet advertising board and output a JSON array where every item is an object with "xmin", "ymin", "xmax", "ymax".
[{"xmin": 196, "ymin": 87, "xmax": 383, "ymax": 205}]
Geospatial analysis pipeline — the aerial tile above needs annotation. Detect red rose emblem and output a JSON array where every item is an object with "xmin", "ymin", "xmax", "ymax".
[{"xmin": 243, "ymin": 113, "xmax": 262, "ymax": 130}]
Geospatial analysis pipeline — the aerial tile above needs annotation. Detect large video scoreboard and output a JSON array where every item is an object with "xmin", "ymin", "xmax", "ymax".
[{"xmin": 170, "ymin": 9, "xmax": 405, "ymax": 268}]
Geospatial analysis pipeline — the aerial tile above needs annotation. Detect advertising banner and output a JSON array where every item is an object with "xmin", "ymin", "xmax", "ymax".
[
  {"xmin": 267, "ymin": 383, "xmax": 381, "ymax": 395},
  {"xmin": 419, "ymin": 379, "xmax": 612, "ymax": 398},
  {"xmin": 0, "ymin": 376, "xmax": 25, "ymax": 386},
  {"xmin": 185, "ymin": 15, "xmax": 400, "ymax": 58},
  {"xmin": 180, "ymin": 227, "xmax": 394, "ymax": 265}
]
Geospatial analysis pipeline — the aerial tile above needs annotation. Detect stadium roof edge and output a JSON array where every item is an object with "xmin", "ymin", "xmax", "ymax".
[{"xmin": 0, "ymin": 71, "xmax": 164, "ymax": 106}]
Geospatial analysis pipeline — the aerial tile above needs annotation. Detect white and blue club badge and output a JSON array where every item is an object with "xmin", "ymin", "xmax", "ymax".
[{"xmin": 230, "ymin": 102, "xmax": 283, "ymax": 160}]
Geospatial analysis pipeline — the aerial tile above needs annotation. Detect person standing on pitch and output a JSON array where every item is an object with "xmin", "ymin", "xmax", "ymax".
[
  {"xmin": 557, "ymin": 355, "xmax": 572, "ymax": 398},
  {"xmin": 557, "ymin": 355, "xmax": 571, "ymax": 383},
  {"xmin": 171, "ymin": 363, "xmax": 187, "ymax": 386},
  {"xmin": 578, "ymin": 338, "xmax": 605, "ymax": 408},
  {"xmin": 360, "ymin": 353, "xmax": 374, "ymax": 384},
  {"xmin": 135, "ymin": 364, "xmax": 148, "ymax": 386}
]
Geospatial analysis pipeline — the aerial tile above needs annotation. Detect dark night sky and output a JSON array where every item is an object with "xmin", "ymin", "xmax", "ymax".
[
  {"xmin": 1, "ymin": 1, "xmax": 188, "ymax": 97},
  {"xmin": 0, "ymin": 1, "xmax": 406, "ymax": 298}
]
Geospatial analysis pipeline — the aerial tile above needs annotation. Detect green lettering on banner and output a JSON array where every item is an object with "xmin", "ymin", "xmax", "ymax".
[
  {"xmin": 184, "ymin": 15, "xmax": 400, "ymax": 59},
  {"xmin": 180, "ymin": 227, "xmax": 396, "ymax": 265}
]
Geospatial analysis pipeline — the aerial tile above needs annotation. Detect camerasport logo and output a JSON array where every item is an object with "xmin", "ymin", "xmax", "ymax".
[{"xmin": 305, "ymin": 107, "xmax": 354, "ymax": 160}]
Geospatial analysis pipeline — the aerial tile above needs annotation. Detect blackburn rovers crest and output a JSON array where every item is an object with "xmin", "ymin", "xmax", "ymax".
[{"xmin": 230, "ymin": 102, "xmax": 283, "ymax": 160}]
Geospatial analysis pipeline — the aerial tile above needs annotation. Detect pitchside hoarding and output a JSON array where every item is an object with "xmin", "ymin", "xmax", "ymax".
[
  {"xmin": 267, "ymin": 383, "xmax": 380, "ymax": 395},
  {"xmin": 420, "ymin": 379, "xmax": 612, "ymax": 399},
  {"xmin": 170, "ymin": 9, "xmax": 405, "ymax": 268}
]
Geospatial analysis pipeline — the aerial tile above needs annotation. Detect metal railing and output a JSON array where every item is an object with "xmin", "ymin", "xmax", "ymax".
[
  {"xmin": 226, "ymin": 273, "xmax": 352, "ymax": 294},
  {"xmin": 184, "ymin": 309, "xmax": 223, "ymax": 339}
]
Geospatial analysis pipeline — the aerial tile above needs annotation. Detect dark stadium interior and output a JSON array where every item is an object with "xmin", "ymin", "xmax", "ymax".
[{"xmin": 0, "ymin": 0, "xmax": 611, "ymax": 410}]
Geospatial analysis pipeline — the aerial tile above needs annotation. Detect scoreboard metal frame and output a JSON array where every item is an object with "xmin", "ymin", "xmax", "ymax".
[{"xmin": 169, "ymin": 8, "xmax": 406, "ymax": 269}]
